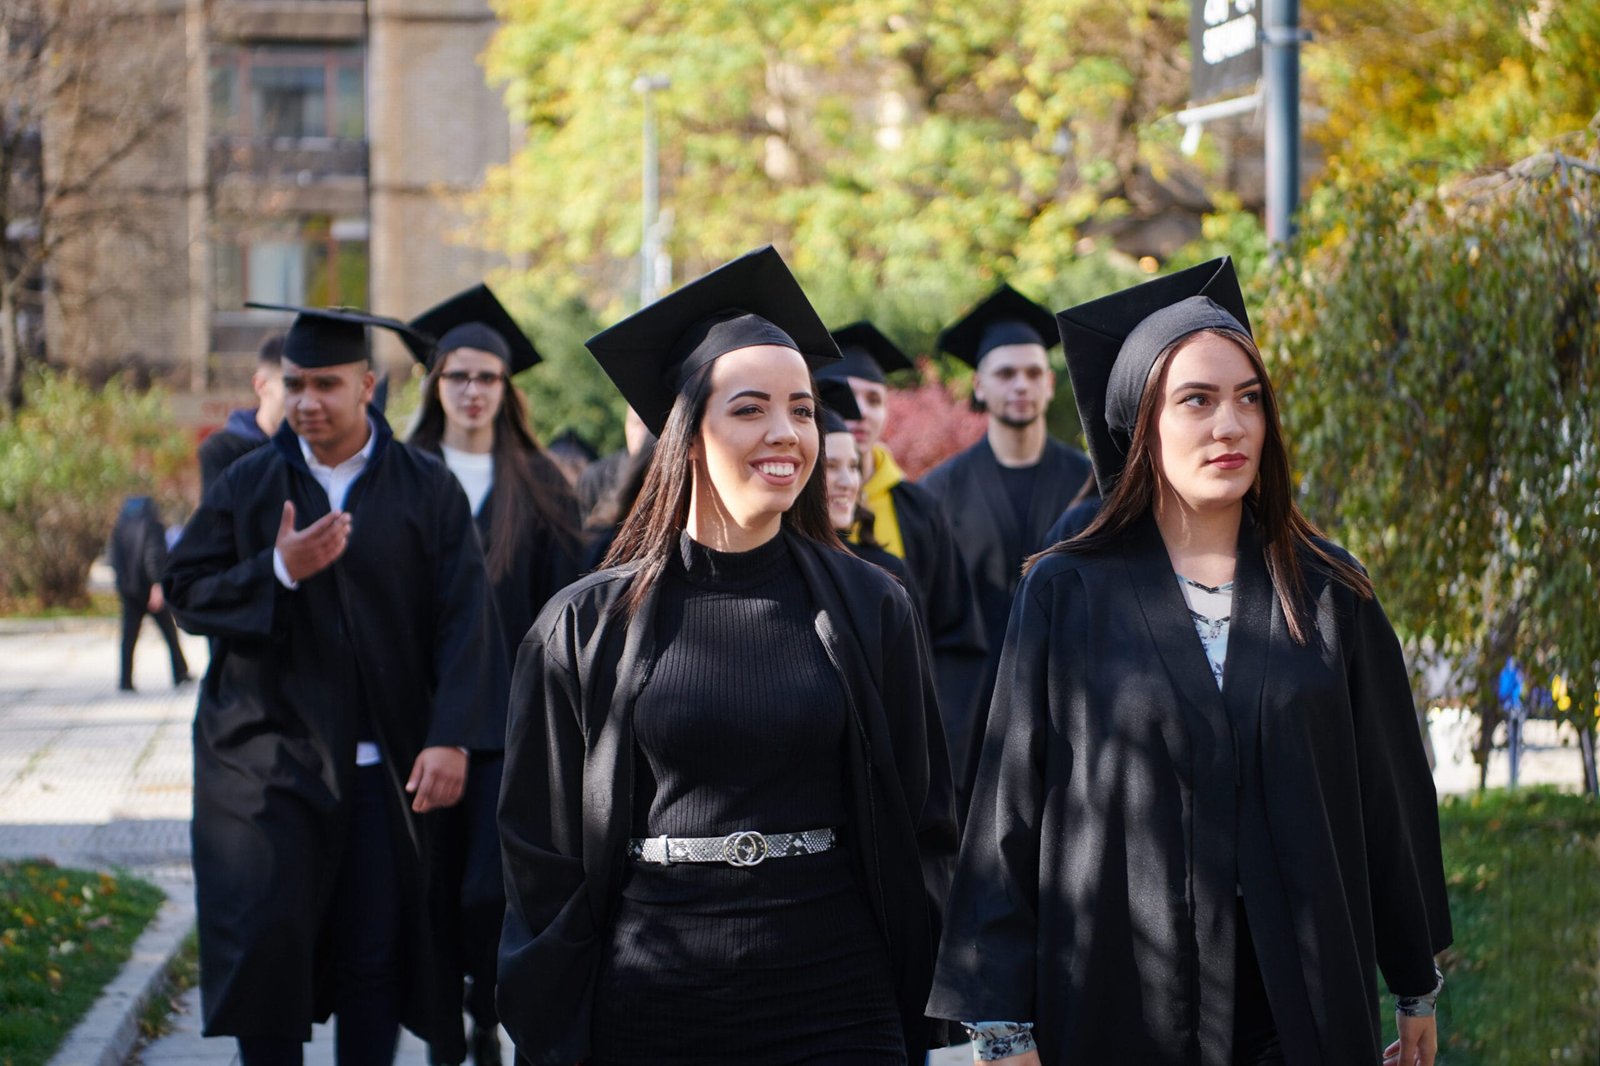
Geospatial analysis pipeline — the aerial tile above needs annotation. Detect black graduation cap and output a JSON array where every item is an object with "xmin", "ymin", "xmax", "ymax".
[
  {"xmin": 246, "ymin": 303, "xmax": 433, "ymax": 368},
  {"xmin": 821, "ymin": 322, "xmax": 914, "ymax": 384},
  {"xmin": 546, "ymin": 427, "xmax": 600, "ymax": 463},
  {"xmin": 408, "ymin": 284, "xmax": 541, "ymax": 376},
  {"xmin": 1055, "ymin": 257, "xmax": 1252, "ymax": 495},
  {"xmin": 936, "ymin": 284, "xmax": 1060, "ymax": 369},
  {"xmin": 584, "ymin": 245, "xmax": 841, "ymax": 436},
  {"xmin": 815, "ymin": 375, "xmax": 863, "ymax": 436}
]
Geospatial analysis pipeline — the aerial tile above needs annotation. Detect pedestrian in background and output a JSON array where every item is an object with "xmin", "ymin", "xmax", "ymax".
[
  {"xmin": 921, "ymin": 285, "xmax": 1092, "ymax": 812},
  {"xmin": 198, "ymin": 333, "xmax": 286, "ymax": 495},
  {"xmin": 109, "ymin": 495, "xmax": 190, "ymax": 691}
]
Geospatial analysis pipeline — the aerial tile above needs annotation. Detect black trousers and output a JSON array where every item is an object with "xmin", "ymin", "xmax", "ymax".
[
  {"xmin": 1233, "ymin": 900, "xmax": 1286, "ymax": 1066},
  {"xmin": 239, "ymin": 766, "xmax": 403, "ymax": 1066},
  {"xmin": 118, "ymin": 596, "xmax": 188, "ymax": 689}
]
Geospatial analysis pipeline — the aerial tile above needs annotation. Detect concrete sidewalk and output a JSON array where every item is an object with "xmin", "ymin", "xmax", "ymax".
[
  {"xmin": 0, "ymin": 619, "xmax": 197, "ymax": 871},
  {"xmin": 2, "ymin": 619, "xmax": 1580, "ymax": 1066}
]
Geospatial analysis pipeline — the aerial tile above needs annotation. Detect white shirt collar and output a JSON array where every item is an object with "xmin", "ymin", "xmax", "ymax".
[{"xmin": 299, "ymin": 416, "xmax": 377, "ymax": 475}]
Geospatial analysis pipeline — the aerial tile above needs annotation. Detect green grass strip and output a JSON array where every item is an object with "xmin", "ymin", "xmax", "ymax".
[
  {"xmin": 1379, "ymin": 788, "xmax": 1600, "ymax": 1065},
  {"xmin": 0, "ymin": 861, "xmax": 164, "ymax": 1066}
]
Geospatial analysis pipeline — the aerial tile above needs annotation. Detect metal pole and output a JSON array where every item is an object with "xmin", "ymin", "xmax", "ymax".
[
  {"xmin": 1263, "ymin": 0, "xmax": 1302, "ymax": 250},
  {"xmin": 634, "ymin": 75, "xmax": 669, "ymax": 306}
]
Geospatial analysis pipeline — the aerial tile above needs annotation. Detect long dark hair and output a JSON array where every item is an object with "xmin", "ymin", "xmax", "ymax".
[
  {"xmin": 851, "ymin": 502, "xmax": 884, "ymax": 548},
  {"xmin": 584, "ymin": 440, "xmax": 656, "ymax": 537},
  {"xmin": 408, "ymin": 357, "xmax": 582, "ymax": 582},
  {"xmin": 601, "ymin": 359, "xmax": 842, "ymax": 617},
  {"xmin": 1029, "ymin": 327, "xmax": 1372, "ymax": 644}
]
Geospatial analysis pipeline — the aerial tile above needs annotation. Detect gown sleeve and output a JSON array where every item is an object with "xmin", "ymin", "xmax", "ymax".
[
  {"xmin": 496, "ymin": 605, "xmax": 599, "ymax": 1066},
  {"xmin": 163, "ymin": 473, "xmax": 280, "ymax": 641},
  {"xmin": 140, "ymin": 511, "xmax": 169, "ymax": 592},
  {"xmin": 1347, "ymin": 589, "xmax": 1454, "ymax": 996},
  {"xmin": 927, "ymin": 574, "xmax": 1057, "ymax": 1022}
]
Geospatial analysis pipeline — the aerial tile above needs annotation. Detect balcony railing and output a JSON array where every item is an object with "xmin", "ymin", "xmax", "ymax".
[{"xmin": 209, "ymin": 136, "xmax": 367, "ymax": 183}]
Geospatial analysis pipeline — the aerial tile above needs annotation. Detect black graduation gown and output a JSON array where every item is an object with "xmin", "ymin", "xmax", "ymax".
[
  {"xmin": 198, "ymin": 423, "xmax": 269, "ymax": 496},
  {"xmin": 1042, "ymin": 495, "xmax": 1103, "ymax": 547},
  {"xmin": 875, "ymin": 480, "xmax": 988, "ymax": 781},
  {"xmin": 109, "ymin": 497, "xmax": 166, "ymax": 599},
  {"xmin": 429, "ymin": 477, "xmax": 582, "ymax": 1046},
  {"xmin": 496, "ymin": 533, "xmax": 959, "ymax": 1066},
  {"xmin": 927, "ymin": 514, "xmax": 1452, "ymax": 1066},
  {"xmin": 847, "ymin": 538, "xmax": 914, "ymax": 589},
  {"xmin": 918, "ymin": 435, "xmax": 1091, "ymax": 800},
  {"xmin": 163, "ymin": 414, "xmax": 502, "ymax": 1048}
]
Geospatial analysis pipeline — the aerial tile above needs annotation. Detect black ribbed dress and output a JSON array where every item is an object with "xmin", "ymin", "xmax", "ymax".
[{"xmin": 590, "ymin": 532, "xmax": 905, "ymax": 1065}]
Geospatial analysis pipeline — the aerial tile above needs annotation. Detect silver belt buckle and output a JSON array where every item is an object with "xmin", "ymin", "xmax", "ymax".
[{"xmin": 722, "ymin": 830, "xmax": 769, "ymax": 867}]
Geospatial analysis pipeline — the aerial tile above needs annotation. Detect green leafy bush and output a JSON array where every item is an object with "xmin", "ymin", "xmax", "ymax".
[
  {"xmin": 1260, "ymin": 129, "xmax": 1600, "ymax": 774},
  {"xmin": 0, "ymin": 371, "xmax": 191, "ymax": 609}
]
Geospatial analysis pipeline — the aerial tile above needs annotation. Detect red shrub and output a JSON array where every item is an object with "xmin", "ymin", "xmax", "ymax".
[{"xmin": 881, "ymin": 366, "xmax": 987, "ymax": 480}]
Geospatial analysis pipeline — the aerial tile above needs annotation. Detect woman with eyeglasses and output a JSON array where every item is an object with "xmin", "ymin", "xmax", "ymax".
[{"xmin": 405, "ymin": 285, "xmax": 582, "ymax": 1066}]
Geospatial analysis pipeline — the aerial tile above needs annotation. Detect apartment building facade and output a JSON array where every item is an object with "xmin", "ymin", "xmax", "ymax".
[{"xmin": 36, "ymin": 0, "xmax": 513, "ymax": 424}]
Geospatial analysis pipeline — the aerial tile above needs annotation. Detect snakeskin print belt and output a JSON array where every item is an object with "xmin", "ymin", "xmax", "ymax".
[{"xmin": 626, "ymin": 827, "xmax": 839, "ymax": 867}]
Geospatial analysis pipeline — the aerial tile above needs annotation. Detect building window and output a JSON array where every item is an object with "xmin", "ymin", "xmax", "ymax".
[
  {"xmin": 215, "ymin": 216, "xmax": 369, "ymax": 310},
  {"xmin": 211, "ymin": 44, "xmax": 364, "ymax": 139}
]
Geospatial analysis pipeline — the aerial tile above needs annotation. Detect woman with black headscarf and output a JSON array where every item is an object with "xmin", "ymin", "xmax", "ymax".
[
  {"xmin": 496, "ymin": 246, "xmax": 956, "ymax": 1066},
  {"xmin": 927, "ymin": 260, "xmax": 1451, "ymax": 1066}
]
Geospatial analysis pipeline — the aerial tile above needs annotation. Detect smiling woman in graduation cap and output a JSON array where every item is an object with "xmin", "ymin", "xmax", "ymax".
[
  {"xmin": 495, "ymin": 246, "xmax": 957, "ymax": 1066},
  {"xmin": 927, "ymin": 259, "xmax": 1452, "ymax": 1066}
]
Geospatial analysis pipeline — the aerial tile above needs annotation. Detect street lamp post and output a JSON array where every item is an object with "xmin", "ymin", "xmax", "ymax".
[
  {"xmin": 1263, "ymin": 0, "xmax": 1305, "ymax": 249},
  {"xmin": 633, "ymin": 74, "xmax": 670, "ymax": 306}
]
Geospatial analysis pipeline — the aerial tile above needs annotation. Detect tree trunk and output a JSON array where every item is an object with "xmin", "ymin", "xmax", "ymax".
[
  {"xmin": 1471, "ymin": 646, "xmax": 1506, "ymax": 791},
  {"xmin": 1474, "ymin": 694, "xmax": 1499, "ymax": 791},
  {"xmin": 1, "ymin": 281, "xmax": 22, "ymax": 415},
  {"xmin": 1580, "ymin": 725, "xmax": 1598, "ymax": 797}
]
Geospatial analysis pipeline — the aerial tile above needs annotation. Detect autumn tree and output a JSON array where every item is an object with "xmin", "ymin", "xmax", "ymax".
[
  {"xmin": 1304, "ymin": 0, "xmax": 1600, "ymax": 182},
  {"xmin": 1262, "ymin": 126, "xmax": 1600, "ymax": 791},
  {"xmin": 476, "ymin": 0, "xmax": 1229, "ymax": 325}
]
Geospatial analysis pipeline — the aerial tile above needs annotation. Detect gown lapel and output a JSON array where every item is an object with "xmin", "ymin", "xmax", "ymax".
[
  {"xmin": 1221, "ymin": 513, "xmax": 1272, "ymax": 781},
  {"xmin": 1226, "ymin": 515, "xmax": 1326, "ymax": 1063},
  {"xmin": 1023, "ymin": 441, "xmax": 1066, "ymax": 552},
  {"xmin": 1123, "ymin": 514, "xmax": 1239, "ymax": 1065},
  {"xmin": 970, "ymin": 439, "xmax": 1026, "ymax": 568},
  {"xmin": 583, "ymin": 575, "xmax": 660, "ymax": 926}
]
